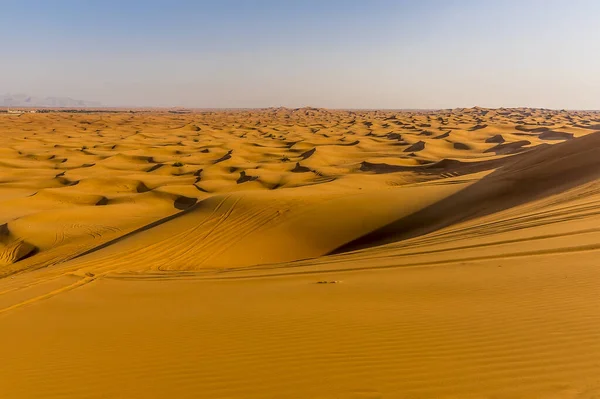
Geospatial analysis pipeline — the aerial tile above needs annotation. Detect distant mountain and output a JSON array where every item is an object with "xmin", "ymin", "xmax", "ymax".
[{"xmin": 1, "ymin": 93, "xmax": 101, "ymax": 108}]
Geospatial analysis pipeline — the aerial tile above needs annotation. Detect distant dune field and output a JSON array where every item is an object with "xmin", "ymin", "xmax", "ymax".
[{"xmin": 1, "ymin": 107, "xmax": 600, "ymax": 398}]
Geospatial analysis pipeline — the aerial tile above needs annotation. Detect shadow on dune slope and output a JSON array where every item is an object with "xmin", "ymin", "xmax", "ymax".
[{"xmin": 333, "ymin": 132, "xmax": 600, "ymax": 254}]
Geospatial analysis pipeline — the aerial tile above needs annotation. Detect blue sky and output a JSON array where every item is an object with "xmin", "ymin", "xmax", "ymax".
[{"xmin": 2, "ymin": 0, "xmax": 599, "ymax": 108}]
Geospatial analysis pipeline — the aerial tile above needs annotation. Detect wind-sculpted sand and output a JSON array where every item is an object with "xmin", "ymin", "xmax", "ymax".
[{"xmin": 1, "ymin": 107, "xmax": 600, "ymax": 398}]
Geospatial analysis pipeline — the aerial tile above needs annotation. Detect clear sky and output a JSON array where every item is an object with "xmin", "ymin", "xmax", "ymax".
[{"xmin": 2, "ymin": 0, "xmax": 599, "ymax": 109}]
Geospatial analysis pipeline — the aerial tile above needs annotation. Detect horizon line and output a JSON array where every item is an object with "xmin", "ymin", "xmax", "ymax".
[{"xmin": 2, "ymin": 105, "xmax": 600, "ymax": 112}]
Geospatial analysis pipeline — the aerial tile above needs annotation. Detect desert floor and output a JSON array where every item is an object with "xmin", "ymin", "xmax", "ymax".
[{"xmin": 1, "ymin": 107, "xmax": 600, "ymax": 398}]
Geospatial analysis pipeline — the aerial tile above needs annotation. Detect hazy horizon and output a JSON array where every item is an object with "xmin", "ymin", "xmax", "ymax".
[{"xmin": 3, "ymin": 0, "xmax": 600, "ymax": 109}]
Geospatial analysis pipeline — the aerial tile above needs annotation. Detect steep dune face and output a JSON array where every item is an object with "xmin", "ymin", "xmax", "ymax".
[
  {"xmin": 2, "ymin": 108, "xmax": 600, "ymax": 399},
  {"xmin": 335, "ymin": 131, "xmax": 600, "ymax": 253}
]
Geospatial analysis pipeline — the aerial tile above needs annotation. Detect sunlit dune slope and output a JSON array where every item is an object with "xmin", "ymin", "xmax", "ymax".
[
  {"xmin": 65, "ymin": 180, "xmax": 466, "ymax": 272},
  {"xmin": 2, "ymin": 107, "xmax": 600, "ymax": 399},
  {"xmin": 336, "ymin": 129, "xmax": 600, "ymax": 253}
]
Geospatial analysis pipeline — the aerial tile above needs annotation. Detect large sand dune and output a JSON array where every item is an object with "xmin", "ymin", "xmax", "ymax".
[{"xmin": 1, "ymin": 107, "xmax": 600, "ymax": 398}]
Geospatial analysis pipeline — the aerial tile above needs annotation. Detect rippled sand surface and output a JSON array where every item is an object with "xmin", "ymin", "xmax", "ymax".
[{"xmin": 1, "ymin": 107, "xmax": 600, "ymax": 398}]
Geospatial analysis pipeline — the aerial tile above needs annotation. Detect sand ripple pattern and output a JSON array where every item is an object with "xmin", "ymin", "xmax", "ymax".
[{"xmin": 1, "ymin": 107, "xmax": 600, "ymax": 398}]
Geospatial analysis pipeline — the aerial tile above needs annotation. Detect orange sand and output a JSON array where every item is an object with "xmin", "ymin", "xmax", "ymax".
[{"xmin": 1, "ymin": 107, "xmax": 600, "ymax": 398}]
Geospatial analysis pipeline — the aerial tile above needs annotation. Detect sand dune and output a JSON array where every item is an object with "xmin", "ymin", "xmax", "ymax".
[{"xmin": 1, "ymin": 107, "xmax": 600, "ymax": 398}]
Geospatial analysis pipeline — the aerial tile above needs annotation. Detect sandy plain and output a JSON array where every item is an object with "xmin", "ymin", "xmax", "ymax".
[{"xmin": 1, "ymin": 107, "xmax": 600, "ymax": 398}]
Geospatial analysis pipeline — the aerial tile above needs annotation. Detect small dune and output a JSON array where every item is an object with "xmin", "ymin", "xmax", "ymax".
[
  {"xmin": 213, "ymin": 150, "xmax": 233, "ymax": 164},
  {"xmin": 299, "ymin": 147, "xmax": 316, "ymax": 159},
  {"xmin": 433, "ymin": 131, "xmax": 450, "ymax": 139},
  {"xmin": 485, "ymin": 134, "xmax": 505, "ymax": 143},
  {"xmin": 468, "ymin": 123, "xmax": 488, "ymax": 131},
  {"xmin": 453, "ymin": 142, "xmax": 471, "ymax": 150},
  {"xmin": 515, "ymin": 125, "xmax": 550, "ymax": 133},
  {"xmin": 539, "ymin": 130, "xmax": 574, "ymax": 140},
  {"xmin": 484, "ymin": 140, "xmax": 531, "ymax": 154},
  {"xmin": 291, "ymin": 162, "xmax": 311, "ymax": 173},
  {"xmin": 404, "ymin": 140, "xmax": 426, "ymax": 152},
  {"xmin": 236, "ymin": 171, "xmax": 259, "ymax": 184}
]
